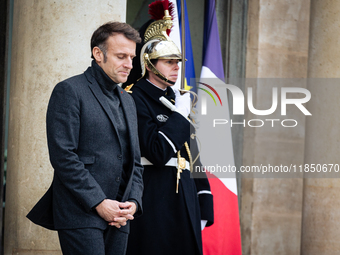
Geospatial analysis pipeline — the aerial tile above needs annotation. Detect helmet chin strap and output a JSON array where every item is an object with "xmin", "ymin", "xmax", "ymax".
[{"xmin": 145, "ymin": 55, "xmax": 176, "ymax": 85}]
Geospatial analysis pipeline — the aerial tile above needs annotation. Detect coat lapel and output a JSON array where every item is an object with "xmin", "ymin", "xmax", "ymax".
[
  {"xmin": 118, "ymin": 87, "xmax": 136, "ymax": 158},
  {"xmin": 85, "ymin": 68, "xmax": 138, "ymax": 201},
  {"xmin": 84, "ymin": 68, "xmax": 122, "ymax": 148},
  {"xmin": 117, "ymin": 86, "xmax": 137, "ymax": 201}
]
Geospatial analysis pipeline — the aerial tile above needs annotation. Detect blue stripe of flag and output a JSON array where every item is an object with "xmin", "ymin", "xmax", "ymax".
[{"xmin": 176, "ymin": 0, "xmax": 196, "ymax": 92}]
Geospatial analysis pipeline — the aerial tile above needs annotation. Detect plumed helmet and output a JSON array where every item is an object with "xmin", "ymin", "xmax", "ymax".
[
  {"xmin": 124, "ymin": 0, "xmax": 182, "ymax": 90},
  {"xmin": 140, "ymin": 1, "xmax": 182, "ymax": 84}
]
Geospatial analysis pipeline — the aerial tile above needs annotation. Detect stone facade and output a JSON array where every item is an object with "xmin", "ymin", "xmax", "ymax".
[{"xmin": 3, "ymin": 0, "xmax": 340, "ymax": 254}]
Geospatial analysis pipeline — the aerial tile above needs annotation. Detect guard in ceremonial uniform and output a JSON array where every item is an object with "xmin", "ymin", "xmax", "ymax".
[{"xmin": 125, "ymin": 1, "xmax": 214, "ymax": 254}]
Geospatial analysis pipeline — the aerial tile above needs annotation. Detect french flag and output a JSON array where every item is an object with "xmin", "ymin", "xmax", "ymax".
[
  {"xmin": 200, "ymin": 0, "xmax": 242, "ymax": 254},
  {"xmin": 170, "ymin": 0, "xmax": 242, "ymax": 253}
]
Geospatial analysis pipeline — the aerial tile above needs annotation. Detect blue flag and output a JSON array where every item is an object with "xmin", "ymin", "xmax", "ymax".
[{"xmin": 176, "ymin": 0, "xmax": 196, "ymax": 92}]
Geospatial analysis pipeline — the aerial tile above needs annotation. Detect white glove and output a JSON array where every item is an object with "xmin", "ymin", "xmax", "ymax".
[
  {"xmin": 201, "ymin": 220, "xmax": 207, "ymax": 231},
  {"xmin": 174, "ymin": 89, "xmax": 191, "ymax": 118}
]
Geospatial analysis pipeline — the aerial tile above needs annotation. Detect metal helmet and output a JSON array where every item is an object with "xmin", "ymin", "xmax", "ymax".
[
  {"xmin": 139, "ymin": 7, "xmax": 182, "ymax": 85},
  {"xmin": 123, "ymin": 0, "xmax": 183, "ymax": 91}
]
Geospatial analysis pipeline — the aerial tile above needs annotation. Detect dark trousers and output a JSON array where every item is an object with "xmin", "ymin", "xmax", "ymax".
[{"xmin": 58, "ymin": 226, "xmax": 128, "ymax": 255}]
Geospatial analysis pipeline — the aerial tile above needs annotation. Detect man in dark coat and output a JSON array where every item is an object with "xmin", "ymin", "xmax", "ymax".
[{"xmin": 27, "ymin": 22, "xmax": 144, "ymax": 255}]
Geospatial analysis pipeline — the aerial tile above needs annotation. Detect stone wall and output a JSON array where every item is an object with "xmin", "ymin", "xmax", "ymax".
[{"xmin": 242, "ymin": 0, "xmax": 311, "ymax": 254}]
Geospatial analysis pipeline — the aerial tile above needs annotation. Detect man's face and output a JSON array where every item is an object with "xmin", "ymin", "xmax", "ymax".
[
  {"xmin": 147, "ymin": 59, "xmax": 180, "ymax": 90},
  {"xmin": 94, "ymin": 34, "xmax": 136, "ymax": 84}
]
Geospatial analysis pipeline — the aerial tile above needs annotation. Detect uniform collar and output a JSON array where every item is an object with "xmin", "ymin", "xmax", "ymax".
[
  {"xmin": 146, "ymin": 79, "xmax": 167, "ymax": 92},
  {"xmin": 137, "ymin": 78, "xmax": 175, "ymax": 102}
]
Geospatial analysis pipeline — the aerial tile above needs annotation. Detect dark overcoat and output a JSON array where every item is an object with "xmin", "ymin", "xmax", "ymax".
[
  {"xmin": 27, "ymin": 64, "xmax": 144, "ymax": 234},
  {"xmin": 126, "ymin": 79, "xmax": 214, "ymax": 255}
]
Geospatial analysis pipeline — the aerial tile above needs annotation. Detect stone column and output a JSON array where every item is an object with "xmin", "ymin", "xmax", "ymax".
[
  {"xmin": 242, "ymin": 0, "xmax": 310, "ymax": 254},
  {"xmin": 301, "ymin": 0, "xmax": 340, "ymax": 254},
  {"xmin": 4, "ymin": 1, "xmax": 126, "ymax": 254}
]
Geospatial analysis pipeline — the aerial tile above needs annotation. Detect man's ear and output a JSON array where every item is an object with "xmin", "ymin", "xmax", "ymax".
[
  {"xmin": 92, "ymin": 46, "xmax": 103, "ymax": 62},
  {"xmin": 145, "ymin": 64, "xmax": 151, "ymax": 72}
]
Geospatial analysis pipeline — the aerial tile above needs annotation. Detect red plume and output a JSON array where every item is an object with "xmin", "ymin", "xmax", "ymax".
[
  {"xmin": 148, "ymin": 0, "xmax": 175, "ymax": 36},
  {"xmin": 148, "ymin": 0, "xmax": 175, "ymax": 35}
]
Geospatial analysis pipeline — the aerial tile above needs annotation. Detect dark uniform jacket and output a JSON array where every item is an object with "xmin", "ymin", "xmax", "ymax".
[
  {"xmin": 126, "ymin": 78, "xmax": 214, "ymax": 255},
  {"xmin": 27, "ymin": 61, "xmax": 144, "ymax": 233}
]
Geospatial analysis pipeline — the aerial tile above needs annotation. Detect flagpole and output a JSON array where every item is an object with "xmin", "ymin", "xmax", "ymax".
[{"xmin": 180, "ymin": 0, "xmax": 185, "ymax": 90}]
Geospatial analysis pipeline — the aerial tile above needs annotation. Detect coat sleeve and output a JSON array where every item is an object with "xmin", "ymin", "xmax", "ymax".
[
  {"xmin": 191, "ymin": 135, "xmax": 214, "ymax": 226},
  {"xmin": 126, "ymin": 97, "xmax": 144, "ymax": 217},
  {"xmin": 127, "ymin": 146, "xmax": 144, "ymax": 217},
  {"xmin": 132, "ymin": 93, "xmax": 191, "ymax": 167},
  {"xmin": 195, "ymin": 178, "xmax": 214, "ymax": 227},
  {"xmin": 46, "ymin": 81, "xmax": 106, "ymax": 212}
]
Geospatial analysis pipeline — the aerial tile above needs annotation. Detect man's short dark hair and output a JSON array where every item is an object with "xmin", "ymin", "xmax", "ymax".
[{"xmin": 91, "ymin": 21, "xmax": 141, "ymax": 60}]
